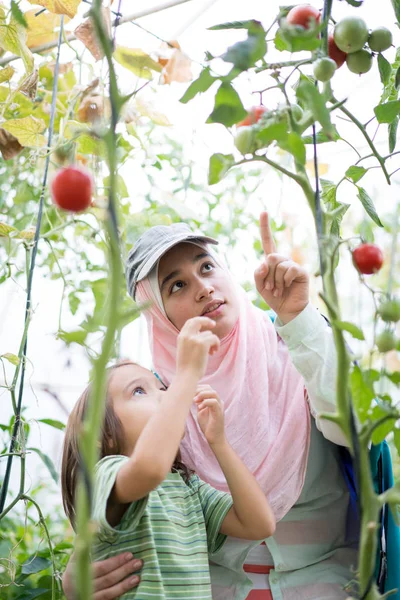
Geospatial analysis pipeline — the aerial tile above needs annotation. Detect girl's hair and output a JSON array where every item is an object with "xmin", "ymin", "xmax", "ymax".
[{"xmin": 61, "ymin": 361, "xmax": 192, "ymax": 528}]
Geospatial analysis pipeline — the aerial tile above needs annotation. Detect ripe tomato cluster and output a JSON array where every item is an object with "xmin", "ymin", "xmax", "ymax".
[
  {"xmin": 51, "ymin": 166, "xmax": 93, "ymax": 212},
  {"xmin": 285, "ymin": 4, "xmax": 393, "ymax": 81}
]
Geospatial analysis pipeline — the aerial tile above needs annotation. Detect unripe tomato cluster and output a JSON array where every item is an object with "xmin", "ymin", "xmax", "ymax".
[
  {"xmin": 351, "ymin": 243, "xmax": 398, "ymax": 353},
  {"xmin": 285, "ymin": 5, "xmax": 393, "ymax": 82},
  {"xmin": 234, "ymin": 104, "xmax": 303, "ymax": 156}
]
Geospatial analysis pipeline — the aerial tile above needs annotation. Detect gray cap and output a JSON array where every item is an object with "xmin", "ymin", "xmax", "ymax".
[{"xmin": 126, "ymin": 222, "xmax": 218, "ymax": 299}]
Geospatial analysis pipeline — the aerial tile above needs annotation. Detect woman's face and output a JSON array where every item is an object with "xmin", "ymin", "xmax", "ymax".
[{"xmin": 158, "ymin": 243, "xmax": 240, "ymax": 339}]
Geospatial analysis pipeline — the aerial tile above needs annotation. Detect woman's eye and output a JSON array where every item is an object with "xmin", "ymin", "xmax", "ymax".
[
  {"xmin": 202, "ymin": 262, "xmax": 214, "ymax": 273},
  {"xmin": 171, "ymin": 281, "xmax": 185, "ymax": 294},
  {"xmin": 132, "ymin": 387, "xmax": 146, "ymax": 396}
]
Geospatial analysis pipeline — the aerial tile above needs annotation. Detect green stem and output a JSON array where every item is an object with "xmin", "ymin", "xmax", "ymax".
[
  {"xmin": 256, "ymin": 58, "xmax": 313, "ymax": 72},
  {"xmin": 22, "ymin": 494, "xmax": 56, "ymax": 600},
  {"xmin": 73, "ymin": 3, "xmax": 124, "ymax": 599},
  {"xmin": 331, "ymin": 97, "xmax": 391, "ymax": 185}
]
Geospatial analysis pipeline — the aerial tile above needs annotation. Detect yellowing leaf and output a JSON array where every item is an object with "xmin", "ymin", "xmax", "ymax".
[
  {"xmin": 0, "ymin": 127, "xmax": 23, "ymax": 159},
  {"xmin": 306, "ymin": 160, "xmax": 329, "ymax": 176},
  {"xmin": 28, "ymin": 0, "xmax": 81, "ymax": 19},
  {"xmin": 0, "ymin": 66, "xmax": 15, "ymax": 83},
  {"xmin": 0, "ymin": 222, "xmax": 18, "ymax": 237},
  {"xmin": 25, "ymin": 10, "xmax": 69, "ymax": 49},
  {"xmin": 162, "ymin": 49, "xmax": 192, "ymax": 85},
  {"xmin": 2, "ymin": 116, "xmax": 46, "ymax": 147},
  {"xmin": 114, "ymin": 46, "xmax": 162, "ymax": 80},
  {"xmin": 0, "ymin": 6, "xmax": 34, "ymax": 72},
  {"xmin": 134, "ymin": 97, "xmax": 171, "ymax": 126},
  {"xmin": 1, "ymin": 353, "xmax": 20, "ymax": 366},
  {"xmin": 17, "ymin": 227, "xmax": 35, "ymax": 240},
  {"xmin": 74, "ymin": 7, "xmax": 110, "ymax": 61}
]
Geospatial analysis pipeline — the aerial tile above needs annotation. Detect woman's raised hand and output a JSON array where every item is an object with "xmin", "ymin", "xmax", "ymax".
[{"xmin": 254, "ymin": 212, "xmax": 309, "ymax": 324}]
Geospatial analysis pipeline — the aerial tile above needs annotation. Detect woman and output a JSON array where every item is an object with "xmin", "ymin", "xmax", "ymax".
[{"xmin": 63, "ymin": 213, "xmax": 356, "ymax": 599}]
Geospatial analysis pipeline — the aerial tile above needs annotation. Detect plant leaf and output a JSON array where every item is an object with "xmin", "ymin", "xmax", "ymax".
[
  {"xmin": 378, "ymin": 53, "xmax": 391, "ymax": 87},
  {"xmin": 350, "ymin": 365, "xmax": 375, "ymax": 423},
  {"xmin": 332, "ymin": 320, "xmax": 365, "ymax": 340},
  {"xmin": 1, "ymin": 353, "xmax": 20, "ymax": 366},
  {"xmin": 21, "ymin": 556, "xmax": 51, "ymax": 575},
  {"xmin": 278, "ymin": 131, "xmax": 306, "ymax": 164},
  {"xmin": 356, "ymin": 186, "xmax": 383, "ymax": 227},
  {"xmin": 206, "ymin": 82, "xmax": 246, "ymax": 127},
  {"xmin": 0, "ymin": 66, "xmax": 15, "ymax": 83},
  {"xmin": 0, "ymin": 5, "xmax": 33, "ymax": 72},
  {"xmin": 38, "ymin": 419, "xmax": 65, "ymax": 431},
  {"xmin": 345, "ymin": 165, "xmax": 367, "ymax": 183},
  {"xmin": 57, "ymin": 328, "xmax": 88, "ymax": 346},
  {"xmin": 2, "ymin": 116, "xmax": 46, "ymax": 148},
  {"xmin": 114, "ymin": 46, "xmax": 162, "ymax": 80},
  {"xmin": 221, "ymin": 22, "xmax": 267, "ymax": 72},
  {"xmin": 390, "ymin": 0, "xmax": 400, "ymax": 22},
  {"xmin": 296, "ymin": 79, "xmax": 334, "ymax": 138},
  {"xmin": 11, "ymin": 0, "xmax": 28, "ymax": 28},
  {"xmin": 208, "ymin": 153, "xmax": 235, "ymax": 185},
  {"xmin": 27, "ymin": 447, "xmax": 59, "ymax": 484},
  {"xmin": 374, "ymin": 100, "xmax": 400, "ymax": 124},
  {"xmin": 180, "ymin": 67, "xmax": 216, "ymax": 104},
  {"xmin": 27, "ymin": 0, "xmax": 80, "ymax": 18},
  {"xmin": 388, "ymin": 116, "xmax": 398, "ymax": 153},
  {"xmin": 208, "ymin": 20, "xmax": 262, "ymax": 31}
]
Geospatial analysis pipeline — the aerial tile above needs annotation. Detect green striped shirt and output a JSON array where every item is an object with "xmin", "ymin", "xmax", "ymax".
[{"xmin": 92, "ymin": 455, "xmax": 233, "ymax": 599}]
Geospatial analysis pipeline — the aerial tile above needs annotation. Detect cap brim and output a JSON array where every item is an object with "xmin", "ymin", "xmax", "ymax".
[{"xmin": 136, "ymin": 233, "xmax": 218, "ymax": 286}]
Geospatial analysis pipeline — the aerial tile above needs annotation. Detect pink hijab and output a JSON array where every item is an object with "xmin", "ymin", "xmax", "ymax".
[{"xmin": 136, "ymin": 249, "xmax": 311, "ymax": 521}]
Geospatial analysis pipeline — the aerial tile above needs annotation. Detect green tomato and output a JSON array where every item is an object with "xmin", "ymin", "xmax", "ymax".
[
  {"xmin": 234, "ymin": 126, "xmax": 257, "ymax": 155},
  {"xmin": 346, "ymin": 49, "xmax": 373, "ymax": 74},
  {"xmin": 291, "ymin": 103, "xmax": 303, "ymax": 121},
  {"xmin": 378, "ymin": 299, "xmax": 400, "ymax": 323},
  {"xmin": 376, "ymin": 330, "xmax": 397, "ymax": 353},
  {"xmin": 334, "ymin": 16, "xmax": 369, "ymax": 54},
  {"xmin": 277, "ymin": 103, "xmax": 303, "ymax": 121},
  {"xmin": 313, "ymin": 57, "xmax": 337, "ymax": 82},
  {"xmin": 368, "ymin": 27, "xmax": 393, "ymax": 53}
]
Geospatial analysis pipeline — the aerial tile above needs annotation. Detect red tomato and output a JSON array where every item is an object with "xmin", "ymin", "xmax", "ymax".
[
  {"xmin": 328, "ymin": 33, "xmax": 347, "ymax": 68},
  {"xmin": 352, "ymin": 243, "xmax": 384, "ymax": 275},
  {"xmin": 236, "ymin": 106, "xmax": 267, "ymax": 128},
  {"xmin": 51, "ymin": 166, "xmax": 93, "ymax": 212},
  {"xmin": 286, "ymin": 4, "xmax": 320, "ymax": 29}
]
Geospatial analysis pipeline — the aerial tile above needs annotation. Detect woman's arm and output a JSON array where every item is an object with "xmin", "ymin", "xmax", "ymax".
[{"xmin": 275, "ymin": 302, "xmax": 350, "ymax": 447}]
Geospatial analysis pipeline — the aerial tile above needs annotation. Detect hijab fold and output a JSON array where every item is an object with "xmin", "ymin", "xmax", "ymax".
[{"xmin": 136, "ymin": 253, "xmax": 311, "ymax": 521}]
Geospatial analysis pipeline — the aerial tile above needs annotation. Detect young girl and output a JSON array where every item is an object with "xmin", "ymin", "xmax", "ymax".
[{"xmin": 61, "ymin": 316, "xmax": 275, "ymax": 599}]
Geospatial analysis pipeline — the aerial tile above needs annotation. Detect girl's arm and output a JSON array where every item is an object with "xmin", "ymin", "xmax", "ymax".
[
  {"xmin": 195, "ymin": 387, "xmax": 275, "ymax": 540},
  {"xmin": 114, "ymin": 317, "xmax": 219, "ymax": 505}
]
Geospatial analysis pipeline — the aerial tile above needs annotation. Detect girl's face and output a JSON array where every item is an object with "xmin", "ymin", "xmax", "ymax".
[
  {"xmin": 108, "ymin": 364, "xmax": 167, "ymax": 456},
  {"xmin": 158, "ymin": 243, "xmax": 240, "ymax": 339}
]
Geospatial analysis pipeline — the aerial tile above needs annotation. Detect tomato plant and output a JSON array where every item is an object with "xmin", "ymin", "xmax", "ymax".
[
  {"xmin": 328, "ymin": 33, "xmax": 347, "ymax": 68},
  {"xmin": 375, "ymin": 330, "xmax": 397, "ymax": 353},
  {"xmin": 286, "ymin": 4, "xmax": 320, "ymax": 29},
  {"xmin": 368, "ymin": 27, "xmax": 393, "ymax": 53},
  {"xmin": 353, "ymin": 243, "xmax": 384, "ymax": 274},
  {"xmin": 378, "ymin": 299, "xmax": 400, "ymax": 323},
  {"xmin": 334, "ymin": 16, "xmax": 369, "ymax": 54},
  {"xmin": 313, "ymin": 56, "xmax": 337, "ymax": 81},
  {"xmin": 51, "ymin": 166, "xmax": 93, "ymax": 212},
  {"xmin": 236, "ymin": 105, "xmax": 267, "ymax": 127}
]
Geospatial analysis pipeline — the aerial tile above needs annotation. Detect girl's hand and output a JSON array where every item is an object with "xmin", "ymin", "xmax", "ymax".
[
  {"xmin": 177, "ymin": 317, "xmax": 220, "ymax": 380},
  {"xmin": 254, "ymin": 212, "xmax": 309, "ymax": 324},
  {"xmin": 195, "ymin": 385, "xmax": 225, "ymax": 447}
]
